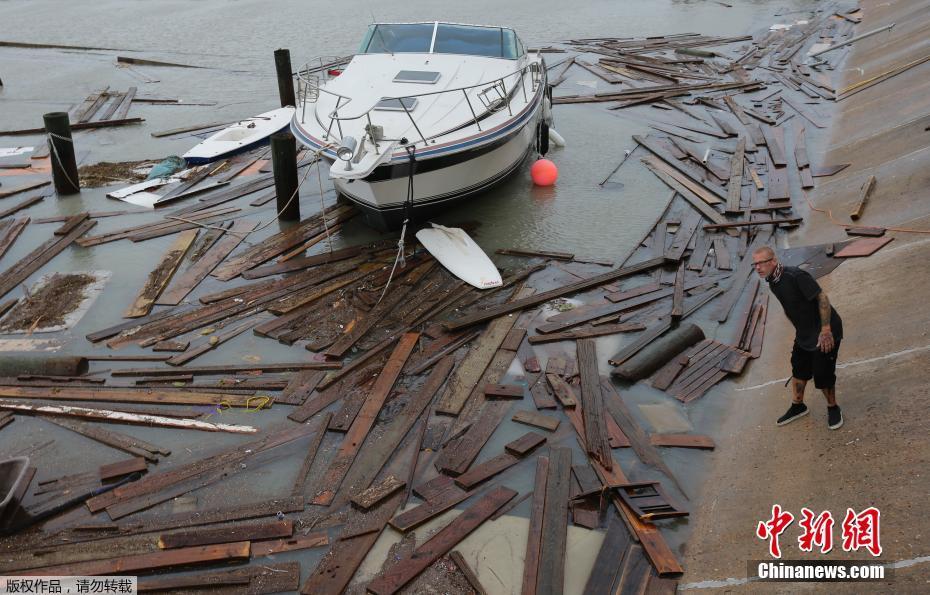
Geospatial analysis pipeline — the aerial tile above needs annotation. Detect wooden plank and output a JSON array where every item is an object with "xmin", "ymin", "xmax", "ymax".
[
  {"xmin": 407, "ymin": 329, "xmax": 480, "ymax": 375},
  {"xmin": 111, "ymin": 362, "xmax": 339, "ymax": 377},
  {"xmin": 545, "ymin": 373, "xmax": 577, "ymax": 407},
  {"xmin": 527, "ymin": 322, "xmax": 645, "ymax": 344},
  {"xmin": 88, "ymin": 423, "xmax": 318, "ymax": 514},
  {"xmin": 726, "ymin": 137, "xmax": 746, "ymax": 214},
  {"xmin": 484, "ymin": 383, "xmax": 524, "ymax": 398},
  {"xmin": 289, "ymin": 413, "xmax": 331, "ymax": 497},
  {"xmin": 13, "ymin": 542, "xmax": 250, "ymax": 576},
  {"xmin": 99, "ymin": 457, "xmax": 147, "ymax": 480},
  {"xmin": 0, "ymin": 194, "xmax": 44, "ymax": 220},
  {"xmin": 834, "ymin": 236, "xmax": 893, "ymax": 258},
  {"xmin": 529, "ymin": 373, "xmax": 558, "ymax": 409},
  {"xmin": 156, "ymin": 219, "xmax": 256, "ymax": 305},
  {"xmin": 583, "ymin": 513, "xmax": 632, "ymax": 593},
  {"xmin": 0, "ymin": 219, "xmax": 96, "ymax": 302},
  {"xmin": 496, "ymin": 248, "xmax": 574, "ymax": 260},
  {"xmin": 521, "ymin": 456, "xmax": 549, "ymax": 595},
  {"xmin": 124, "ymin": 229, "xmax": 197, "ymax": 317},
  {"xmin": 251, "ymin": 532, "xmax": 329, "ymax": 556},
  {"xmin": 512, "ymin": 409, "xmax": 560, "ymax": 431},
  {"xmin": 713, "ymin": 237, "xmax": 732, "ymax": 270},
  {"xmin": 138, "ymin": 561, "xmax": 298, "ymax": 594},
  {"xmin": 444, "ymin": 258, "xmax": 665, "ymax": 331},
  {"xmin": 111, "ymin": 87, "xmax": 137, "ymax": 121},
  {"xmin": 760, "ymin": 125, "xmax": 787, "ymax": 166},
  {"xmin": 505, "ymin": 431, "xmax": 548, "ymax": 456},
  {"xmin": 53, "ymin": 212, "xmax": 90, "ymax": 236},
  {"xmin": 278, "ymin": 369, "xmax": 325, "ymax": 406},
  {"xmin": 389, "ymin": 484, "xmax": 471, "ymax": 532},
  {"xmin": 536, "ymin": 447, "xmax": 572, "ymax": 595},
  {"xmin": 671, "ymin": 262, "xmax": 685, "ymax": 320},
  {"xmin": 634, "ymin": 136, "xmax": 727, "ymax": 202},
  {"xmin": 0, "ymin": 180, "xmax": 50, "ymax": 199},
  {"xmin": 0, "ymin": 385, "xmax": 255, "ymax": 407},
  {"xmin": 664, "ymin": 213, "xmax": 700, "ymax": 262},
  {"xmin": 0, "ymin": 217, "xmax": 29, "ymax": 260},
  {"xmin": 300, "ymin": 490, "xmax": 404, "ymax": 594},
  {"xmin": 436, "ymin": 400, "xmax": 511, "ymax": 475},
  {"xmin": 158, "ymin": 520, "xmax": 293, "ymax": 549},
  {"xmin": 641, "ymin": 159, "xmax": 727, "ymax": 226},
  {"xmin": 849, "ymin": 175, "xmax": 877, "ymax": 221},
  {"xmin": 454, "ymin": 451, "xmax": 521, "ymax": 490},
  {"xmin": 650, "ymin": 434, "xmax": 716, "ymax": 449},
  {"xmin": 311, "ymin": 332, "xmax": 419, "ymax": 505},
  {"xmin": 845, "ymin": 226, "xmax": 886, "ymax": 237},
  {"xmin": 436, "ymin": 293, "xmax": 526, "ymax": 415},
  {"xmin": 164, "ymin": 317, "xmax": 258, "ymax": 366},
  {"xmin": 351, "ymin": 475, "xmax": 406, "ymax": 510},
  {"xmin": 577, "ymin": 339, "xmax": 611, "ymax": 470},
  {"xmin": 241, "ymin": 245, "xmax": 365, "ymax": 279},
  {"xmin": 44, "ymin": 417, "xmax": 167, "ymax": 460},
  {"xmin": 501, "ymin": 327, "xmax": 528, "ymax": 351},
  {"xmin": 703, "ymin": 217, "xmax": 801, "ymax": 230},
  {"xmin": 602, "ymin": 379, "xmax": 687, "ymax": 497},
  {"xmin": 450, "ymin": 550, "xmax": 488, "ymax": 595},
  {"xmin": 368, "ymin": 486, "xmax": 517, "ymax": 595}
]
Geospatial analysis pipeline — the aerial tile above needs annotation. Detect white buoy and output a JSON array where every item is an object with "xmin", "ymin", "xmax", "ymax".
[{"xmin": 549, "ymin": 128, "xmax": 566, "ymax": 147}]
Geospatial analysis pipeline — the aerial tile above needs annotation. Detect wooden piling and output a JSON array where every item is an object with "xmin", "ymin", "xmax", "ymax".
[
  {"xmin": 271, "ymin": 132, "xmax": 300, "ymax": 221},
  {"xmin": 274, "ymin": 49, "xmax": 296, "ymax": 108},
  {"xmin": 42, "ymin": 112, "xmax": 80, "ymax": 195}
]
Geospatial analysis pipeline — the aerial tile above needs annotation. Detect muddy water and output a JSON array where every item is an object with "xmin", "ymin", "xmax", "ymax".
[{"xmin": 0, "ymin": 0, "xmax": 819, "ymax": 585}]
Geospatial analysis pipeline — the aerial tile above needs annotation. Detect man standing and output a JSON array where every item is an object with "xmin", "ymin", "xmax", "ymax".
[{"xmin": 752, "ymin": 247, "xmax": 844, "ymax": 430}]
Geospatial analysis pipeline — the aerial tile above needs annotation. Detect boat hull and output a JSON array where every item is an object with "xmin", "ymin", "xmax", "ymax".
[{"xmin": 332, "ymin": 111, "xmax": 541, "ymax": 230}]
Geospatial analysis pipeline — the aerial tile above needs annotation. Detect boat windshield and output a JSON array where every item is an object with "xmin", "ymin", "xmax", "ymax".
[{"xmin": 360, "ymin": 23, "xmax": 520, "ymax": 59}]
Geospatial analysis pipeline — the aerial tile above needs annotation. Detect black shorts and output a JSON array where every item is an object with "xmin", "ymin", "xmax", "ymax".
[{"xmin": 791, "ymin": 341, "xmax": 840, "ymax": 389}]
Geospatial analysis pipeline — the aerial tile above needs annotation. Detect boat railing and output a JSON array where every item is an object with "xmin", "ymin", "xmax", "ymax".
[{"xmin": 295, "ymin": 55, "xmax": 544, "ymax": 149}]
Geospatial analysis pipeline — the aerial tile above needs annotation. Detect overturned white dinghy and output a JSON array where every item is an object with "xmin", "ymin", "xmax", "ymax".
[
  {"xmin": 416, "ymin": 223, "xmax": 502, "ymax": 289},
  {"xmin": 183, "ymin": 107, "xmax": 294, "ymax": 164}
]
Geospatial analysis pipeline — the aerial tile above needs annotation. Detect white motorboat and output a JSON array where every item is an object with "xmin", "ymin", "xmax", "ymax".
[
  {"xmin": 292, "ymin": 22, "xmax": 551, "ymax": 230},
  {"xmin": 183, "ymin": 107, "xmax": 295, "ymax": 164}
]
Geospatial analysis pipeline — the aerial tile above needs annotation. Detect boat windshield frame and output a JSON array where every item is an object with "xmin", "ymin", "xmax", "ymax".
[{"xmin": 359, "ymin": 22, "xmax": 523, "ymax": 60}]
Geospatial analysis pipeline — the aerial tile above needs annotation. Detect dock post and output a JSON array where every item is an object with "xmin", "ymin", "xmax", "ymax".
[
  {"xmin": 43, "ymin": 112, "xmax": 81, "ymax": 195},
  {"xmin": 274, "ymin": 49, "xmax": 296, "ymax": 108},
  {"xmin": 271, "ymin": 131, "xmax": 300, "ymax": 221}
]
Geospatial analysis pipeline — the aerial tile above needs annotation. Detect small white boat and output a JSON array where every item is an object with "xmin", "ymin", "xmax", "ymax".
[
  {"xmin": 183, "ymin": 107, "xmax": 295, "ymax": 164},
  {"xmin": 416, "ymin": 223, "xmax": 502, "ymax": 289},
  {"xmin": 292, "ymin": 22, "xmax": 552, "ymax": 230}
]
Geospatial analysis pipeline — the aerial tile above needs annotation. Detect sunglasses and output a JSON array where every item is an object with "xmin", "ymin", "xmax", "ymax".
[{"xmin": 752, "ymin": 258, "xmax": 774, "ymax": 267}]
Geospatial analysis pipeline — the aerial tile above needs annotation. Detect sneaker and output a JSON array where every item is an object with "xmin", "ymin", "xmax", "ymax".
[
  {"xmin": 777, "ymin": 402, "xmax": 809, "ymax": 426},
  {"xmin": 827, "ymin": 405, "xmax": 843, "ymax": 430}
]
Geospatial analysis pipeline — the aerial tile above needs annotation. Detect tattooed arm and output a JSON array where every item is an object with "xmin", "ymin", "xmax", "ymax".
[{"xmin": 816, "ymin": 293, "xmax": 835, "ymax": 352}]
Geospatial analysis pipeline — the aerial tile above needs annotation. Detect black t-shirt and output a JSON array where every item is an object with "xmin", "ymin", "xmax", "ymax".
[{"xmin": 768, "ymin": 266, "xmax": 843, "ymax": 351}]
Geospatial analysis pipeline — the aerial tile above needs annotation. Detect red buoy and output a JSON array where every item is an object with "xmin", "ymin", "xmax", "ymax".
[{"xmin": 531, "ymin": 158, "xmax": 558, "ymax": 186}]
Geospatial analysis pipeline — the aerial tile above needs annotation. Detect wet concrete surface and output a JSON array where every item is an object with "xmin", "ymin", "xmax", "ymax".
[{"xmin": 680, "ymin": 1, "xmax": 930, "ymax": 592}]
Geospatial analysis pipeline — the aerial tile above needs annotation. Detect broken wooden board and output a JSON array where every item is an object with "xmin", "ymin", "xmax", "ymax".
[
  {"xmin": 834, "ymin": 236, "xmax": 893, "ymax": 258},
  {"xmin": 444, "ymin": 258, "xmax": 665, "ymax": 331},
  {"xmin": 11, "ymin": 542, "xmax": 251, "ymax": 576},
  {"xmin": 351, "ymin": 475, "xmax": 406, "ymax": 511},
  {"xmin": 368, "ymin": 486, "xmax": 517, "ymax": 595},
  {"xmin": 124, "ymin": 229, "xmax": 197, "ymax": 317},
  {"xmin": 156, "ymin": 219, "xmax": 256, "ymax": 305},
  {"xmin": 512, "ymin": 409, "xmax": 560, "ymax": 431},
  {"xmin": 158, "ymin": 520, "xmax": 293, "ymax": 549},
  {"xmin": 312, "ymin": 332, "xmax": 419, "ymax": 505}
]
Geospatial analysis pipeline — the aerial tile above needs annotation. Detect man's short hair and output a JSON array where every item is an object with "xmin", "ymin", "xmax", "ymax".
[{"xmin": 753, "ymin": 246, "xmax": 775, "ymax": 259}]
